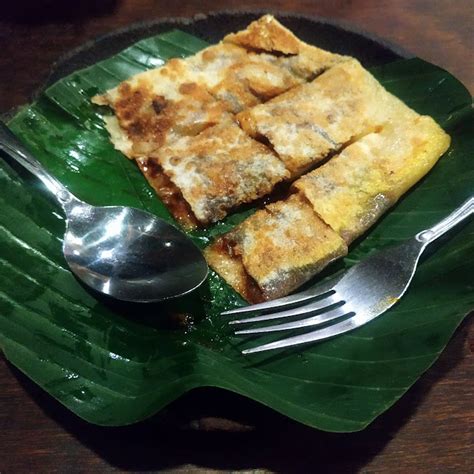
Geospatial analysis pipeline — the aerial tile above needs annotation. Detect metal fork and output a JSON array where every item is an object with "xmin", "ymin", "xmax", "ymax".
[{"xmin": 222, "ymin": 197, "xmax": 474, "ymax": 354}]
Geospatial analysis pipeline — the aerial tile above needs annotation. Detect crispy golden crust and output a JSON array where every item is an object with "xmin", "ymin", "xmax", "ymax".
[
  {"xmin": 209, "ymin": 55, "xmax": 304, "ymax": 112},
  {"xmin": 276, "ymin": 44, "xmax": 347, "ymax": 80},
  {"xmin": 206, "ymin": 193, "xmax": 347, "ymax": 301},
  {"xmin": 238, "ymin": 104, "xmax": 335, "ymax": 177},
  {"xmin": 294, "ymin": 116, "xmax": 451, "ymax": 243},
  {"xmin": 135, "ymin": 157, "xmax": 199, "ymax": 230},
  {"xmin": 223, "ymin": 15, "xmax": 303, "ymax": 54},
  {"xmin": 93, "ymin": 60, "xmax": 229, "ymax": 159},
  {"xmin": 101, "ymin": 116, "xmax": 134, "ymax": 157},
  {"xmin": 223, "ymin": 15, "xmax": 347, "ymax": 80},
  {"xmin": 237, "ymin": 59, "xmax": 419, "ymax": 177},
  {"xmin": 156, "ymin": 120, "xmax": 290, "ymax": 224},
  {"xmin": 204, "ymin": 240, "xmax": 265, "ymax": 303},
  {"xmin": 192, "ymin": 42, "xmax": 311, "ymax": 110}
]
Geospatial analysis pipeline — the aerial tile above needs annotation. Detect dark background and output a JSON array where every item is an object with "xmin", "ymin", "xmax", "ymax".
[{"xmin": 1, "ymin": 1, "xmax": 473, "ymax": 472}]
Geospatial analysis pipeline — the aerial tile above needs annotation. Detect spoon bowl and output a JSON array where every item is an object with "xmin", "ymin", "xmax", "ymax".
[
  {"xmin": 0, "ymin": 123, "xmax": 209, "ymax": 303},
  {"xmin": 64, "ymin": 202, "xmax": 208, "ymax": 302}
]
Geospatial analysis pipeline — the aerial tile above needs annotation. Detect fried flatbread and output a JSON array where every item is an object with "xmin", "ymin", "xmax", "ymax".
[
  {"xmin": 154, "ymin": 119, "xmax": 289, "ymax": 224},
  {"xmin": 94, "ymin": 16, "xmax": 451, "ymax": 302},
  {"xmin": 237, "ymin": 59, "xmax": 419, "ymax": 177},
  {"xmin": 205, "ymin": 193, "xmax": 347, "ymax": 301},
  {"xmin": 294, "ymin": 116, "xmax": 451, "ymax": 243},
  {"xmin": 93, "ymin": 16, "xmax": 346, "ymax": 158},
  {"xmin": 93, "ymin": 15, "xmax": 347, "ymax": 226}
]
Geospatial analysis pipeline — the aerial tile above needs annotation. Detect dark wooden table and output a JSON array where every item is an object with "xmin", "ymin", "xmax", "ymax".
[{"xmin": 1, "ymin": 1, "xmax": 473, "ymax": 472}]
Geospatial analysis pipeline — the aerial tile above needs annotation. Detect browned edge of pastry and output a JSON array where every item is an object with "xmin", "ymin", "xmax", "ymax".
[
  {"xmin": 135, "ymin": 157, "xmax": 200, "ymax": 230},
  {"xmin": 204, "ymin": 235, "xmax": 266, "ymax": 304}
]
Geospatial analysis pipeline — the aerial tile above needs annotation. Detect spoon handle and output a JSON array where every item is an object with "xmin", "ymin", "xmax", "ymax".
[{"xmin": 0, "ymin": 122, "xmax": 79, "ymax": 210}]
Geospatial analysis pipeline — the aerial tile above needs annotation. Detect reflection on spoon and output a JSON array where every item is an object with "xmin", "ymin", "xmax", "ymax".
[{"xmin": 0, "ymin": 122, "xmax": 208, "ymax": 303}]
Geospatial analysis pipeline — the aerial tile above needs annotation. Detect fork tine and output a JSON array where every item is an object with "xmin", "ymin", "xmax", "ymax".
[
  {"xmin": 221, "ymin": 278, "xmax": 338, "ymax": 316},
  {"xmin": 242, "ymin": 315, "xmax": 360, "ymax": 354},
  {"xmin": 235, "ymin": 305, "xmax": 352, "ymax": 335},
  {"xmin": 229, "ymin": 293, "xmax": 342, "ymax": 325}
]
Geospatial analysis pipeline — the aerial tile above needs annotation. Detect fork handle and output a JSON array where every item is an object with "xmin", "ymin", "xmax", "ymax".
[{"xmin": 416, "ymin": 197, "xmax": 474, "ymax": 245}]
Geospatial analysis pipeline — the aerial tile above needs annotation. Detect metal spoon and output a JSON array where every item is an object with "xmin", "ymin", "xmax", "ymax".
[{"xmin": 0, "ymin": 123, "xmax": 208, "ymax": 303}]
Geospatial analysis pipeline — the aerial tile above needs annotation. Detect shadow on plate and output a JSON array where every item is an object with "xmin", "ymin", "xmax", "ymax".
[{"xmin": 84, "ymin": 279, "xmax": 208, "ymax": 331}]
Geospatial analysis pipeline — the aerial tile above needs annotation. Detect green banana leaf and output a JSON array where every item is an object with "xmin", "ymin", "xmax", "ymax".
[{"xmin": 1, "ymin": 30, "xmax": 472, "ymax": 433}]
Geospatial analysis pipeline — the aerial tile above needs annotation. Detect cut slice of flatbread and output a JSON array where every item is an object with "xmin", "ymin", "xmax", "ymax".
[
  {"xmin": 205, "ymin": 193, "xmax": 347, "ymax": 302},
  {"xmin": 92, "ymin": 58, "xmax": 229, "ymax": 159},
  {"xmin": 294, "ymin": 115, "xmax": 451, "ymax": 243},
  {"xmin": 154, "ymin": 119, "xmax": 290, "ymax": 224},
  {"xmin": 237, "ymin": 59, "xmax": 419, "ymax": 177}
]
